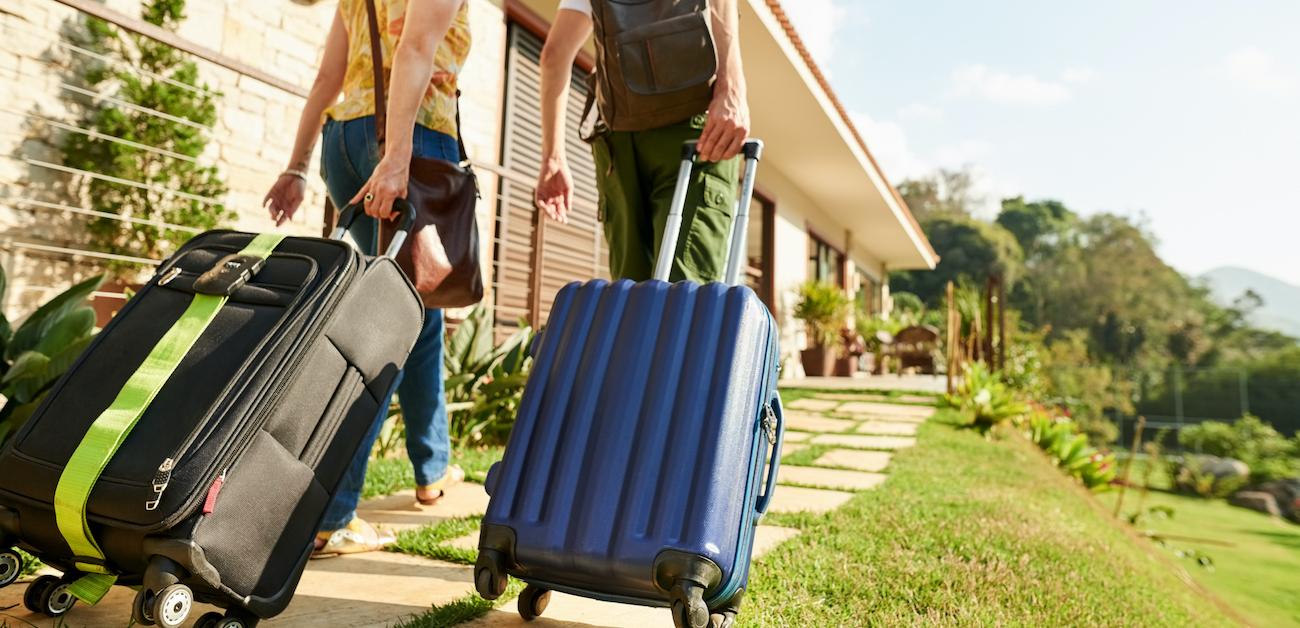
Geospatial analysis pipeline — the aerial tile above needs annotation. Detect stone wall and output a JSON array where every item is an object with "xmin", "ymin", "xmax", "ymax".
[{"xmin": 0, "ymin": 0, "xmax": 508, "ymax": 319}]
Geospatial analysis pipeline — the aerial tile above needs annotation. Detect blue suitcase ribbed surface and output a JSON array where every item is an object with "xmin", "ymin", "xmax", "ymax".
[{"xmin": 481, "ymin": 277, "xmax": 781, "ymax": 609}]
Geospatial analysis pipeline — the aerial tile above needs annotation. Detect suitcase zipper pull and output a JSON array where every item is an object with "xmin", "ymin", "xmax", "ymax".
[
  {"xmin": 158, "ymin": 267, "xmax": 182, "ymax": 286},
  {"xmin": 146, "ymin": 457, "xmax": 174, "ymax": 511},
  {"xmin": 202, "ymin": 469, "xmax": 228, "ymax": 515}
]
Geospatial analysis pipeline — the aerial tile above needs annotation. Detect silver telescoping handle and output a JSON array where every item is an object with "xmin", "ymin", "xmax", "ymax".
[
  {"xmin": 330, "ymin": 198, "xmax": 417, "ymax": 259},
  {"xmin": 651, "ymin": 139, "xmax": 765, "ymax": 284}
]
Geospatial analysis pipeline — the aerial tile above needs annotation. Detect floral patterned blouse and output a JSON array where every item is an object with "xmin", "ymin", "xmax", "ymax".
[{"xmin": 323, "ymin": 0, "xmax": 471, "ymax": 138}]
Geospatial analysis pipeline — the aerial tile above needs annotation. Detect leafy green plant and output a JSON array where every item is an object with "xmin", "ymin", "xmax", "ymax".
[
  {"xmin": 946, "ymin": 361, "xmax": 1028, "ymax": 433},
  {"xmin": 0, "ymin": 267, "xmax": 103, "ymax": 445},
  {"xmin": 60, "ymin": 0, "xmax": 232, "ymax": 275},
  {"xmin": 793, "ymin": 281, "xmax": 851, "ymax": 349},
  {"xmin": 1025, "ymin": 410, "xmax": 1116, "ymax": 490},
  {"xmin": 443, "ymin": 304, "xmax": 535, "ymax": 447},
  {"xmin": 854, "ymin": 310, "xmax": 902, "ymax": 354}
]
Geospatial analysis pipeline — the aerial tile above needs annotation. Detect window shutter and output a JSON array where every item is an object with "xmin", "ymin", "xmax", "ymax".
[{"xmin": 494, "ymin": 26, "xmax": 607, "ymax": 338}]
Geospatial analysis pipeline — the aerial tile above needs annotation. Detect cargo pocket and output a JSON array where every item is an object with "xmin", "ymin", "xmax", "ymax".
[
  {"xmin": 681, "ymin": 172, "xmax": 735, "ymax": 282},
  {"xmin": 615, "ymin": 13, "xmax": 717, "ymax": 96}
]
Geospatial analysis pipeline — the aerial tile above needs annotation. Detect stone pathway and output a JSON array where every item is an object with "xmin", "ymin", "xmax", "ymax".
[{"xmin": 0, "ymin": 393, "xmax": 935, "ymax": 628}]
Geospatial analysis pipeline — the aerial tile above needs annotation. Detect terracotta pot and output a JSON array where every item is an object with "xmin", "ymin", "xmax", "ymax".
[
  {"xmin": 833, "ymin": 356, "xmax": 857, "ymax": 377},
  {"xmin": 91, "ymin": 280, "xmax": 143, "ymax": 327},
  {"xmin": 800, "ymin": 345, "xmax": 837, "ymax": 377}
]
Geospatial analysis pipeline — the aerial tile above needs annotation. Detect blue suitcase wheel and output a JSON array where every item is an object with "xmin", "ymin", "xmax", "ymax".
[
  {"xmin": 474, "ymin": 549, "xmax": 508, "ymax": 600},
  {"xmin": 670, "ymin": 581, "xmax": 709, "ymax": 628},
  {"xmin": 517, "ymin": 584, "xmax": 551, "ymax": 621}
]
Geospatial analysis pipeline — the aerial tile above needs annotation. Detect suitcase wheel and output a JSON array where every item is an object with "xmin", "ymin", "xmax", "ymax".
[
  {"xmin": 196, "ymin": 610, "xmax": 256, "ymax": 628},
  {"xmin": 517, "ymin": 584, "xmax": 551, "ymax": 621},
  {"xmin": 151, "ymin": 583, "xmax": 194, "ymax": 628},
  {"xmin": 0, "ymin": 548, "xmax": 22, "ymax": 588},
  {"xmin": 474, "ymin": 548, "xmax": 508, "ymax": 600},
  {"xmin": 708, "ymin": 611, "xmax": 737, "ymax": 628},
  {"xmin": 669, "ymin": 580, "xmax": 709, "ymax": 628},
  {"xmin": 23, "ymin": 574, "xmax": 76, "ymax": 617}
]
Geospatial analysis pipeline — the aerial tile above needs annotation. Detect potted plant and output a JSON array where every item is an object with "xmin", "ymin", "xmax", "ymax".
[
  {"xmin": 855, "ymin": 310, "xmax": 901, "ymax": 375},
  {"xmin": 793, "ymin": 281, "xmax": 851, "ymax": 377}
]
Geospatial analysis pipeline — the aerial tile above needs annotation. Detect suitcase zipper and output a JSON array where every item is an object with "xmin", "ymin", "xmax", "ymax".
[
  {"xmin": 144, "ymin": 248, "xmax": 361, "ymax": 527},
  {"xmin": 144, "ymin": 457, "xmax": 175, "ymax": 511}
]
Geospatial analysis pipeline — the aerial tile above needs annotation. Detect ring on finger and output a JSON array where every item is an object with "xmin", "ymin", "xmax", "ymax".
[{"xmin": 364, "ymin": 192, "xmax": 375, "ymax": 203}]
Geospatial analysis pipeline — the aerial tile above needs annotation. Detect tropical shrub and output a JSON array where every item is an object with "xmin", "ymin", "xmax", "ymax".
[
  {"xmin": 0, "ymin": 268, "xmax": 103, "ymax": 445},
  {"xmin": 946, "ymin": 361, "xmax": 1028, "ymax": 433},
  {"xmin": 793, "ymin": 281, "xmax": 851, "ymax": 349},
  {"xmin": 443, "ymin": 304, "xmax": 535, "ymax": 447},
  {"xmin": 1025, "ymin": 411, "xmax": 1116, "ymax": 491}
]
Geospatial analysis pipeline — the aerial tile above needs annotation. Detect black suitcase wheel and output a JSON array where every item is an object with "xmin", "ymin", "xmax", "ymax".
[
  {"xmin": 133, "ymin": 587, "xmax": 158, "ymax": 625},
  {"xmin": 709, "ymin": 611, "xmax": 737, "ymax": 628},
  {"xmin": 151, "ymin": 583, "xmax": 194, "ymax": 628},
  {"xmin": 0, "ymin": 549, "xmax": 22, "ymax": 588},
  {"xmin": 474, "ymin": 549, "xmax": 508, "ymax": 600},
  {"xmin": 39, "ymin": 577, "xmax": 78, "ymax": 617},
  {"xmin": 669, "ymin": 581, "xmax": 709, "ymax": 628},
  {"xmin": 195, "ymin": 612, "xmax": 224, "ymax": 628},
  {"xmin": 517, "ymin": 584, "xmax": 551, "ymax": 621},
  {"xmin": 23, "ymin": 574, "xmax": 58, "ymax": 613}
]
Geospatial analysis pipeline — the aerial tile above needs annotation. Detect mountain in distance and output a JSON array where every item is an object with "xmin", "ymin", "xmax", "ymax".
[{"xmin": 1201, "ymin": 266, "xmax": 1300, "ymax": 339}]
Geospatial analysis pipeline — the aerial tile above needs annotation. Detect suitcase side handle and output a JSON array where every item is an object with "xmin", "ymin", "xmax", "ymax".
[
  {"xmin": 330, "ymin": 200, "xmax": 419, "ymax": 259},
  {"xmin": 652, "ymin": 140, "xmax": 764, "ymax": 285},
  {"xmin": 754, "ymin": 395, "xmax": 784, "ymax": 516}
]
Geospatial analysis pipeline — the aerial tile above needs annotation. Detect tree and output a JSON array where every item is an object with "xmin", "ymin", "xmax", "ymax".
[
  {"xmin": 891, "ymin": 216, "xmax": 1023, "ymax": 305},
  {"xmin": 897, "ymin": 168, "xmax": 982, "ymax": 221},
  {"xmin": 60, "ymin": 0, "xmax": 232, "ymax": 275}
]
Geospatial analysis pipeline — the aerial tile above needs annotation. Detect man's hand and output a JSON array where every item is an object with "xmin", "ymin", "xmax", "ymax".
[
  {"xmin": 697, "ymin": 82, "xmax": 749, "ymax": 162},
  {"xmin": 534, "ymin": 156, "xmax": 573, "ymax": 224},
  {"xmin": 264, "ymin": 174, "xmax": 306, "ymax": 227},
  {"xmin": 350, "ymin": 153, "xmax": 410, "ymax": 220}
]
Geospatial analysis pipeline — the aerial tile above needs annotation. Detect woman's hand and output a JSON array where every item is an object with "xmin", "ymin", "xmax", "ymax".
[
  {"xmin": 264, "ymin": 174, "xmax": 307, "ymax": 227},
  {"xmin": 534, "ymin": 156, "xmax": 572, "ymax": 224},
  {"xmin": 350, "ymin": 153, "xmax": 410, "ymax": 220}
]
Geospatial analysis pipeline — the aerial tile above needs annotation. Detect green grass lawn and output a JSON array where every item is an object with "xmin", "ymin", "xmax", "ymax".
[
  {"xmin": 745, "ymin": 408, "xmax": 1240, "ymax": 626},
  {"xmin": 1103, "ymin": 477, "xmax": 1300, "ymax": 627},
  {"xmin": 363, "ymin": 445, "xmax": 504, "ymax": 499}
]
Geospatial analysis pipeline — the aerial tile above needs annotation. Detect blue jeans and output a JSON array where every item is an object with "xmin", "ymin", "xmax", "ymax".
[{"xmin": 318, "ymin": 116, "xmax": 459, "ymax": 531}]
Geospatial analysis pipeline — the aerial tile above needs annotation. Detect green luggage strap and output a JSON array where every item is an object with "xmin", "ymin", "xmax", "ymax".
[{"xmin": 53, "ymin": 233, "xmax": 286, "ymax": 604}]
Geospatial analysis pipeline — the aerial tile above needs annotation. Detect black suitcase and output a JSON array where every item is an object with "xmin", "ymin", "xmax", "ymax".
[{"xmin": 0, "ymin": 206, "xmax": 422, "ymax": 627}]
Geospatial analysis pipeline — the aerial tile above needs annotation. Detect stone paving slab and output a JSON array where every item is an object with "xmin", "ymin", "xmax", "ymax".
[
  {"xmin": 766, "ymin": 485, "xmax": 854, "ymax": 514},
  {"xmin": 780, "ymin": 442, "xmax": 809, "ymax": 457},
  {"xmin": 812, "ymin": 392, "xmax": 938, "ymax": 405},
  {"xmin": 783, "ymin": 411, "xmax": 858, "ymax": 433},
  {"xmin": 778, "ymin": 466, "xmax": 887, "ymax": 491},
  {"xmin": 837, "ymin": 412, "xmax": 928, "ymax": 424},
  {"xmin": 813, "ymin": 449, "xmax": 894, "ymax": 472},
  {"xmin": 810, "ymin": 434, "xmax": 917, "ymax": 450},
  {"xmin": 0, "ymin": 552, "xmax": 472, "ymax": 627},
  {"xmin": 782, "ymin": 430, "xmax": 812, "ymax": 443},
  {"xmin": 446, "ymin": 525, "xmax": 800, "ymax": 563},
  {"xmin": 856, "ymin": 420, "xmax": 920, "ymax": 436},
  {"xmin": 356, "ymin": 482, "xmax": 490, "ymax": 531},
  {"xmin": 783, "ymin": 398, "xmax": 840, "ymax": 412},
  {"xmin": 834, "ymin": 401, "xmax": 934, "ymax": 419}
]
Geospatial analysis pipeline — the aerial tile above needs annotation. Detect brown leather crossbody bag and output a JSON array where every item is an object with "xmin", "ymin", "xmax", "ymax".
[{"xmin": 359, "ymin": 0, "xmax": 483, "ymax": 309}]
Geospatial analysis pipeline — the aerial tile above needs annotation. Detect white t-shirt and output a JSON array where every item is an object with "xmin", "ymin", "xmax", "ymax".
[{"xmin": 558, "ymin": 0, "xmax": 592, "ymax": 15}]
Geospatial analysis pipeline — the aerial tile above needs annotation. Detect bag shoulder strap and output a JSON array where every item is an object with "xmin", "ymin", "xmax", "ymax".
[{"xmin": 362, "ymin": 0, "xmax": 468, "ymax": 161}]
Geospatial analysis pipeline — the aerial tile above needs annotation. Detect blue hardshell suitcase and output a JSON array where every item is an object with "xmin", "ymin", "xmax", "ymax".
[{"xmin": 475, "ymin": 141, "xmax": 785, "ymax": 628}]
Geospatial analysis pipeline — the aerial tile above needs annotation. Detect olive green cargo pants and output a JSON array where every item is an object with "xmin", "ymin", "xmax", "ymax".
[{"xmin": 591, "ymin": 114, "xmax": 740, "ymax": 283}]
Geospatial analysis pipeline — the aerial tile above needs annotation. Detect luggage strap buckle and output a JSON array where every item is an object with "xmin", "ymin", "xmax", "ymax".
[{"xmin": 193, "ymin": 254, "xmax": 266, "ymax": 296}]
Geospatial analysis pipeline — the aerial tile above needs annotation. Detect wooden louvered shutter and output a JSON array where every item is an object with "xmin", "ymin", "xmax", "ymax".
[{"xmin": 494, "ymin": 25, "xmax": 607, "ymax": 339}]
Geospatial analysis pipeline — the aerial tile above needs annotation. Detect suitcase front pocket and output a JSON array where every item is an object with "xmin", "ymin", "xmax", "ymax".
[{"xmin": 300, "ymin": 366, "xmax": 365, "ymax": 469}]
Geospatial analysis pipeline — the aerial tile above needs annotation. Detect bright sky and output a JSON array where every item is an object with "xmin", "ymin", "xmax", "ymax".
[{"xmin": 782, "ymin": 1, "xmax": 1300, "ymax": 285}]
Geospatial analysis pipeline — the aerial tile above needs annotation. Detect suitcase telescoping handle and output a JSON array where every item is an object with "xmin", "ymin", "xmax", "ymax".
[
  {"xmin": 652, "ymin": 140, "xmax": 765, "ymax": 284},
  {"xmin": 330, "ymin": 199, "xmax": 419, "ymax": 259}
]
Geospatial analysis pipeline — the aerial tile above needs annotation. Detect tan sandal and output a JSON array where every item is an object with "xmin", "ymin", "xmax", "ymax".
[
  {"xmin": 311, "ymin": 517, "xmax": 395, "ymax": 559},
  {"xmin": 415, "ymin": 464, "xmax": 465, "ymax": 506}
]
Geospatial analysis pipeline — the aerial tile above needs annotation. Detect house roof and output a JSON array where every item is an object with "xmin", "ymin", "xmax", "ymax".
[{"xmin": 761, "ymin": 0, "xmax": 938, "ymax": 266}]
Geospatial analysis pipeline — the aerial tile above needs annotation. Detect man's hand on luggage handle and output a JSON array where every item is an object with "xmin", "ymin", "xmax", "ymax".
[
  {"xmin": 698, "ymin": 81, "xmax": 749, "ymax": 163},
  {"xmin": 351, "ymin": 153, "xmax": 410, "ymax": 220},
  {"xmin": 264, "ymin": 174, "xmax": 306, "ymax": 227},
  {"xmin": 535, "ymin": 156, "xmax": 573, "ymax": 224}
]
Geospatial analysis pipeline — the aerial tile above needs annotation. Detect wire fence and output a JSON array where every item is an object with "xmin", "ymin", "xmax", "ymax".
[{"xmin": 1045, "ymin": 365, "xmax": 1300, "ymax": 450}]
